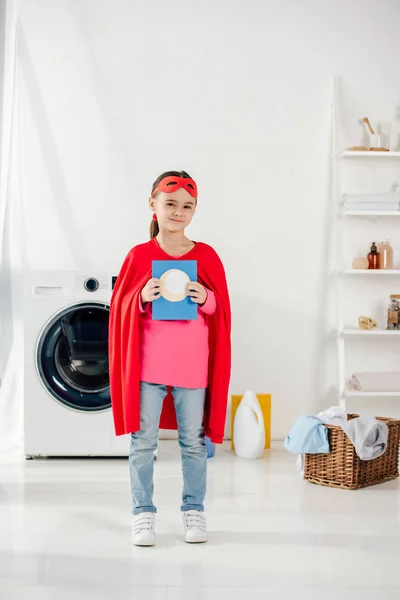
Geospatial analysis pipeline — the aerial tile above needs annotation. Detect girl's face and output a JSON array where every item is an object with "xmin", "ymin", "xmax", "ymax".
[{"xmin": 150, "ymin": 188, "xmax": 196, "ymax": 233}]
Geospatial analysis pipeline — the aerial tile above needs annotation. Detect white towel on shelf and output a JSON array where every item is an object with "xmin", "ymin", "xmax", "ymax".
[{"xmin": 349, "ymin": 372, "xmax": 400, "ymax": 392}]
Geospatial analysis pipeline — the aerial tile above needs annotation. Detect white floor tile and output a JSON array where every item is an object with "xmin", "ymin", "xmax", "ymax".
[{"xmin": 1, "ymin": 441, "xmax": 400, "ymax": 591}]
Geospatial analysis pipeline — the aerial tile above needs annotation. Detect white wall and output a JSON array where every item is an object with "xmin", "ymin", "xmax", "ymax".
[{"xmin": 18, "ymin": 0, "xmax": 400, "ymax": 439}]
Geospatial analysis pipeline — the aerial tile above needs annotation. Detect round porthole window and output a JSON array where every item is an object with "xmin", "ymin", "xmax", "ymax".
[{"xmin": 36, "ymin": 302, "xmax": 111, "ymax": 412}]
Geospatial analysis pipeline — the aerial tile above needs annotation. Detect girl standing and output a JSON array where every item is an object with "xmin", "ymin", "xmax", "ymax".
[{"xmin": 109, "ymin": 171, "xmax": 231, "ymax": 546}]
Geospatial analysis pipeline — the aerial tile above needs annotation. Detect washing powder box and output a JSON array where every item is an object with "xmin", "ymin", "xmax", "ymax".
[{"xmin": 152, "ymin": 260, "xmax": 198, "ymax": 321}]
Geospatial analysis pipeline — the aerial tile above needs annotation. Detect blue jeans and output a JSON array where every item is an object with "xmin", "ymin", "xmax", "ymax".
[{"xmin": 129, "ymin": 382, "xmax": 207, "ymax": 515}]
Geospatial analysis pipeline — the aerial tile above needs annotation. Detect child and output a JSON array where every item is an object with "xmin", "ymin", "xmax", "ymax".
[{"xmin": 109, "ymin": 171, "xmax": 231, "ymax": 546}]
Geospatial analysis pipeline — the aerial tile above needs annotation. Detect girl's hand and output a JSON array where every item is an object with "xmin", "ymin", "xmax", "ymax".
[
  {"xmin": 141, "ymin": 278, "xmax": 161, "ymax": 303},
  {"xmin": 187, "ymin": 282, "xmax": 207, "ymax": 305}
]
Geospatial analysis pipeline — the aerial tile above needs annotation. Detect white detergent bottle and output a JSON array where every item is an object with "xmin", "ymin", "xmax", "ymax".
[{"xmin": 233, "ymin": 391, "xmax": 265, "ymax": 459}]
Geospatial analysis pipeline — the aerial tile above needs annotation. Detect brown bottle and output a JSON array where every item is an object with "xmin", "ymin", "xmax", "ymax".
[{"xmin": 368, "ymin": 242, "xmax": 380, "ymax": 269}]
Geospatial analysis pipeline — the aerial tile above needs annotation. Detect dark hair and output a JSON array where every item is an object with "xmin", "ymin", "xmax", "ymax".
[{"xmin": 150, "ymin": 170, "xmax": 195, "ymax": 239}]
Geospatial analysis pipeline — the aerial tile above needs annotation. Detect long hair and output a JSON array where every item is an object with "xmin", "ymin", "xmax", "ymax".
[{"xmin": 149, "ymin": 170, "xmax": 195, "ymax": 239}]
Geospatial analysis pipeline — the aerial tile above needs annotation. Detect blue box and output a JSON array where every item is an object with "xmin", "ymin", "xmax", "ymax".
[{"xmin": 152, "ymin": 260, "xmax": 198, "ymax": 321}]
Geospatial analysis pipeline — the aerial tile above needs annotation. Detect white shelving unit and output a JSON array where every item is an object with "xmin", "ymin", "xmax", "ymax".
[
  {"xmin": 340, "ymin": 151, "xmax": 400, "ymax": 158},
  {"xmin": 342, "ymin": 269, "xmax": 400, "ymax": 275},
  {"xmin": 342, "ymin": 328, "xmax": 400, "ymax": 336},
  {"xmin": 344, "ymin": 391, "xmax": 400, "ymax": 398},
  {"xmin": 340, "ymin": 211, "xmax": 400, "ymax": 217},
  {"xmin": 333, "ymin": 79, "xmax": 400, "ymax": 407}
]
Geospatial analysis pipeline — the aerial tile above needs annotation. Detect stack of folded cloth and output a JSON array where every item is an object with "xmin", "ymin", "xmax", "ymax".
[
  {"xmin": 343, "ymin": 191, "xmax": 400, "ymax": 212},
  {"xmin": 349, "ymin": 371, "xmax": 400, "ymax": 392}
]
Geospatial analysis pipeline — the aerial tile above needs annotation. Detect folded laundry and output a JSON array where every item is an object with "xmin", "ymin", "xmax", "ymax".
[{"xmin": 349, "ymin": 372, "xmax": 400, "ymax": 392}]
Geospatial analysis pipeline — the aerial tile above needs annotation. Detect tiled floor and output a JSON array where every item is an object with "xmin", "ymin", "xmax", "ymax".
[{"xmin": 1, "ymin": 441, "xmax": 400, "ymax": 599}]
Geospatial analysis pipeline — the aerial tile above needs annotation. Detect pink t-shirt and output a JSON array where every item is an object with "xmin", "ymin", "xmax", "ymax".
[{"xmin": 139, "ymin": 289, "xmax": 216, "ymax": 389}]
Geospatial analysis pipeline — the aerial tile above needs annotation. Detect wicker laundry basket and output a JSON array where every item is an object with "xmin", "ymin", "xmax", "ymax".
[{"xmin": 304, "ymin": 415, "xmax": 400, "ymax": 490}]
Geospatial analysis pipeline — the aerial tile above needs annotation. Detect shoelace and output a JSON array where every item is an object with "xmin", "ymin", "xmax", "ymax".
[
  {"xmin": 132, "ymin": 514, "xmax": 154, "ymax": 533},
  {"xmin": 184, "ymin": 511, "xmax": 207, "ymax": 530}
]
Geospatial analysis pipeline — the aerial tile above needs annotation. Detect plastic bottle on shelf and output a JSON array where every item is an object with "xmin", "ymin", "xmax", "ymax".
[
  {"xmin": 368, "ymin": 242, "xmax": 380, "ymax": 270},
  {"xmin": 377, "ymin": 240, "xmax": 394, "ymax": 270}
]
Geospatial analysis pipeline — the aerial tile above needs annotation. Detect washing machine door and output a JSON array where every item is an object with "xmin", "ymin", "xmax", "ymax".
[{"xmin": 36, "ymin": 302, "xmax": 111, "ymax": 412}]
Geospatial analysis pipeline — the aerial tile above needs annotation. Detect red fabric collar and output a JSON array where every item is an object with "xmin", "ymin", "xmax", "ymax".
[
  {"xmin": 152, "ymin": 176, "xmax": 198, "ymax": 198},
  {"xmin": 109, "ymin": 240, "xmax": 231, "ymax": 443}
]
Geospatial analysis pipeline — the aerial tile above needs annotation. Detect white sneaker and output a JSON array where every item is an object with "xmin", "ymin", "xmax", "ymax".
[
  {"xmin": 132, "ymin": 512, "xmax": 155, "ymax": 546},
  {"xmin": 183, "ymin": 510, "xmax": 208, "ymax": 543}
]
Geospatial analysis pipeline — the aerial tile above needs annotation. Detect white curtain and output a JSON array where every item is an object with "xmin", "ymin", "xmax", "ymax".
[{"xmin": 0, "ymin": 0, "xmax": 25, "ymax": 452}]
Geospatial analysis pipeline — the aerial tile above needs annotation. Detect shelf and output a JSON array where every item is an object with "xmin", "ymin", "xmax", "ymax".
[
  {"xmin": 342, "ymin": 328, "xmax": 400, "ymax": 336},
  {"xmin": 340, "ymin": 211, "xmax": 400, "ymax": 217},
  {"xmin": 340, "ymin": 151, "xmax": 400, "ymax": 158},
  {"xmin": 342, "ymin": 269, "xmax": 400, "ymax": 275},
  {"xmin": 343, "ymin": 390, "xmax": 400, "ymax": 398},
  {"xmin": 332, "ymin": 78, "xmax": 400, "ymax": 410}
]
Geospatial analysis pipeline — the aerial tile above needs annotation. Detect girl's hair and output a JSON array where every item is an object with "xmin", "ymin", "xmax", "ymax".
[{"xmin": 150, "ymin": 170, "xmax": 194, "ymax": 239}]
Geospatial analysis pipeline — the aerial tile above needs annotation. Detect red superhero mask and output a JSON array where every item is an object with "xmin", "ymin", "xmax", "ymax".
[{"xmin": 151, "ymin": 176, "xmax": 198, "ymax": 198}]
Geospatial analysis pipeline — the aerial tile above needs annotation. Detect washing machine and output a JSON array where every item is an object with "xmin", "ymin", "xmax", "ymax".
[{"xmin": 24, "ymin": 270, "xmax": 129, "ymax": 457}]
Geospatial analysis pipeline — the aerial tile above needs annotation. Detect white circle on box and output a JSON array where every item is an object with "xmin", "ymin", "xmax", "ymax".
[{"xmin": 160, "ymin": 269, "xmax": 190, "ymax": 302}]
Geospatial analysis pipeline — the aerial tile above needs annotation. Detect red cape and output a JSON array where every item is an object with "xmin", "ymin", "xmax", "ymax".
[{"xmin": 109, "ymin": 239, "xmax": 231, "ymax": 444}]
